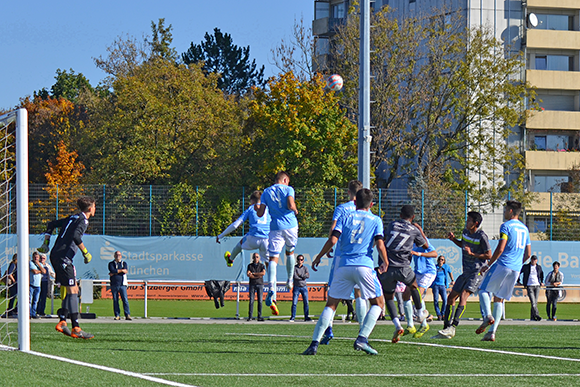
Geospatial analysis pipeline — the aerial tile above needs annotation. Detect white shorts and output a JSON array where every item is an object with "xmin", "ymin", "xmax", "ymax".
[
  {"xmin": 328, "ymin": 266, "xmax": 382, "ymax": 301},
  {"xmin": 416, "ymin": 272, "xmax": 436, "ymax": 289},
  {"xmin": 267, "ymin": 227, "xmax": 298, "ymax": 257},
  {"xmin": 479, "ymin": 264, "xmax": 519, "ymax": 301},
  {"xmin": 241, "ymin": 234, "xmax": 269, "ymax": 261}
]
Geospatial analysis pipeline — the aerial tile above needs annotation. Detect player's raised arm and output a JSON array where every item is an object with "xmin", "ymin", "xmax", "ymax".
[
  {"xmin": 255, "ymin": 203, "xmax": 266, "ymax": 217},
  {"xmin": 312, "ymin": 234, "xmax": 339, "ymax": 271}
]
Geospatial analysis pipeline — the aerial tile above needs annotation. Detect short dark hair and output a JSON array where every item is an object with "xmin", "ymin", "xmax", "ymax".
[
  {"xmin": 531, "ymin": 255, "xmax": 538, "ymax": 261},
  {"xmin": 505, "ymin": 200, "xmax": 522, "ymax": 216},
  {"xmin": 250, "ymin": 190, "xmax": 262, "ymax": 203},
  {"xmin": 400, "ymin": 205, "xmax": 414, "ymax": 220},
  {"xmin": 348, "ymin": 180, "xmax": 363, "ymax": 196},
  {"xmin": 275, "ymin": 171, "xmax": 290, "ymax": 183},
  {"xmin": 77, "ymin": 196, "xmax": 96, "ymax": 212},
  {"xmin": 297, "ymin": 254, "xmax": 304, "ymax": 261},
  {"xmin": 355, "ymin": 189, "xmax": 373, "ymax": 209},
  {"xmin": 553, "ymin": 261, "xmax": 560, "ymax": 268},
  {"xmin": 467, "ymin": 211, "xmax": 483, "ymax": 227}
]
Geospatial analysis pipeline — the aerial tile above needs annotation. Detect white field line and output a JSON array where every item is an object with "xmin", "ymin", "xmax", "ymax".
[
  {"xmin": 227, "ymin": 333, "xmax": 580, "ymax": 363},
  {"xmin": 0, "ymin": 344, "xmax": 198, "ymax": 387},
  {"xmin": 144, "ymin": 373, "xmax": 580, "ymax": 377}
]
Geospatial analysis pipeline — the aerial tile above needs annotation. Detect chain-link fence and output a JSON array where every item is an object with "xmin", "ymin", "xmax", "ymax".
[{"xmin": 19, "ymin": 184, "xmax": 579, "ymax": 241}]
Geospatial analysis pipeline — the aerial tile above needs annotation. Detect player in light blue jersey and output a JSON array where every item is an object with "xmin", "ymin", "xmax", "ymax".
[
  {"xmin": 303, "ymin": 189, "xmax": 388, "ymax": 356},
  {"xmin": 216, "ymin": 191, "xmax": 270, "ymax": 267},
  {"xmin": 477, "ymin": 200, "xmax": 531, "ymax": 341},
  {"xmin": 255, "ymin": 171, "xmax": 299, "ymax": 315},
  {"xmin": 320, "ymin": 180, "xmax": 365, "ymax": 345},
  {"xmin": 401, "ymin": 224, "xmax": 437, "ymax": 338}
]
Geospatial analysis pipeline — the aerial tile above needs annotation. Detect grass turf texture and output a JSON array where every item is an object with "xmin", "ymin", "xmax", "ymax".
[
  {"xmin": 1, "ymin": 322, "xmax": 579, "ymax": 386},
  {"xmin": 78, "ymin": 299, "xmax": 580, "ymax": 320}
]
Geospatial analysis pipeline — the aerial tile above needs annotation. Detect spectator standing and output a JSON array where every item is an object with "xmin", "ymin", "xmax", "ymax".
[
  {"xmin": 4, "ymin": 254, "xmax": 18, "ymax": 317},
  {"xmin": 290, "ymin": 254, "xmax": 311, "ymax": 322},
  {"xmin": 37, "ymin": 253, "xmax": 55, "ymax": 317},
  {"xmin": 545, "ymin": 261, "xmax": 563, "ymax": 321},
  {"xmin": 29, "ymin": 252, "xmax": 46, "ymax": 318},
  {"xmin": 247, "ymin": 252, "xmax": 265, "ymax": 321},
  {"xmin": 518, "ymin": 255, "xmax": 544, "ymax": 321},
  {"xmin": 431, "ymin": 256, "xmax": 454, "ymax": 320},
  {"xmin": 108, "ymin": 251, "xmax": 131, "ymax": 321}
]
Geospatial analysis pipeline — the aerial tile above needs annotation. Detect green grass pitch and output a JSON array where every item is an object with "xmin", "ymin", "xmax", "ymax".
[{"xmin": 1, "ymin": 317, "xmax": 579, "ymax": 387}]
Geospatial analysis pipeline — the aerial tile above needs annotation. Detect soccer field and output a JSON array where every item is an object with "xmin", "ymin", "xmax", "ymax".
[{"xmin": 1, "ymin": 319, "xmax": 579, "ymax": 387}]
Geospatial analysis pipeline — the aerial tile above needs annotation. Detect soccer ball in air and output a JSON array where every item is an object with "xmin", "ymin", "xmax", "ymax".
[{"xmin": 326, "ymin": 74, "xmax": 344, "ymax": 91}]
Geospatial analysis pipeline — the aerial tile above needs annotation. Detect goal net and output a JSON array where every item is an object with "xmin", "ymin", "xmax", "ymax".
[{"xmin": 0, "ymin": 108, "xmax": 29, "ymax": 351}]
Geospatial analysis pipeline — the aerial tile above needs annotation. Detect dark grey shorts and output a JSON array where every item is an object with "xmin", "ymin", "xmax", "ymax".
[
  {"xmin": 453, "ymin": 271, "xmax": 483, "ymax": 294},
  {"xmin": 379, "ymin": 266, "xmax": 415, "ymax": 294}
]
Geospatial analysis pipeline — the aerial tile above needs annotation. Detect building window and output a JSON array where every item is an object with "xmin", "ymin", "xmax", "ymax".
[
  {"xmin": 533, "ymin": 218, "xmax": 547, "ymax": 233},
  {"xmin": 332, "ymin": 2, "xmax": 346, "ymax": 19},
  {"xmin": 536, "ymin": 94, "xmax": 576, "ymax": 111},
  {"xmin": 315, "ymin": 1, "xmax": 330, "ymax": 20},
  {"xmin": 536, "ymin": 14, "xmax": 573, "ymax": 31},
  {"xmin": 534, "ymin": 55, "xmax": 574, "ymax": 71},
  {"xmin": 534, "ymin": 175, "xmax": 569, "ymax": 192},
  {"xmin": 534, "ymin": 136, "xmax": 546, "ymax": 150},
  {"xmin": 535, "ymin": 56, "xmax": 547, "ymax": 70}
]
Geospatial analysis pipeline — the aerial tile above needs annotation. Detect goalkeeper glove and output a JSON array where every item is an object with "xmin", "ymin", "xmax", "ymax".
[
  {"xmin": 82, "ymin": 248, "xmax": 92, "ymax": 264},
  {"xmin": 38, "ymin": 240, "xmax": 50, "ymax": 253}
]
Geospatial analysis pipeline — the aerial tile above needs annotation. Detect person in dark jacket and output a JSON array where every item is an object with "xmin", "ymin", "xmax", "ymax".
[
  {"xmin": 290, "ymin": 254, "xmax": 311, "ymax": 321},
  {"xmin": 518, "ymin": 255, "xmax": 544, "ymax": 321}
]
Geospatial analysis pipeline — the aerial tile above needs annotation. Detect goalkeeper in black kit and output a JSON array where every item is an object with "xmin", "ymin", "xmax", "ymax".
[{"xmin": 38, "ymin": 196, "xmax": 96, "ymax": 339}]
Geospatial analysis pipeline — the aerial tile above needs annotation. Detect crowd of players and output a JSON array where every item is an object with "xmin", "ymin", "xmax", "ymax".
[{"xmin": 216, "ymin": 171, "xmax": 534, "ymax": 355}]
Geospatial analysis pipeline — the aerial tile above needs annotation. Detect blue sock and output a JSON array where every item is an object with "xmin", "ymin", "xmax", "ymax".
[
  {"xmin": 358, "ymin": 305, "xmax": 382, "ymax": 339},
  {"xmin": 313, "ymin": 307, "xmax": 334, "ymax": 342},
  {"xmin": 269, "ymin": 261, "xmax": 277, "ymax": 301},
  {"xmin": 404, "ymin": 300, "xmax": 414, "ymax": 328},
  {"xmin": 286, "ymin": 253, "xmax": 295, "ymax": 281},
  {"xmin": 231, "ymin": 242, "xmax": 242, "ymax": 261},
  {"xmin": 355, "ymin": 297, "xmax": 367, "ymax": 329},
  {"xmin": 480, "ymin": 291, "xmax": 492, "ymax": 318},
  {"xmin": 491, "ymin": 302, "xmax": 502, "ymax": 333}
]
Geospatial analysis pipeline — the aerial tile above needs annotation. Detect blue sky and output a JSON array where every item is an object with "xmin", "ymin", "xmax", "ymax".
[{"xmin": 0, "ymin": 0, "xmax": 314, "ymax": 110}]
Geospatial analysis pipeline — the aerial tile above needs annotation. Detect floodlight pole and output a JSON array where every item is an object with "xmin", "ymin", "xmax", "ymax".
[{"xmin": 358, "ymin": 0, "xmax": 372, "ymax": 189}]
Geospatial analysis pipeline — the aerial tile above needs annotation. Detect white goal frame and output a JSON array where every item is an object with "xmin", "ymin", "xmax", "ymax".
[{"xmin": 0, "ymin": 108, "xmax": 29, "ymax": 351}]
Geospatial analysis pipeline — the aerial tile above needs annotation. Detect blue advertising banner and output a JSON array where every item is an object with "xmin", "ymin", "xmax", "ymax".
[{"xmin": 10, "ymin": 235, "xmax": 580, "ymax": 285}]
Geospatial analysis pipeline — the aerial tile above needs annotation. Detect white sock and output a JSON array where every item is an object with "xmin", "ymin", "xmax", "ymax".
[
  {"xmin": 491, "ymin": 302, "xmax": 502, "ymax": 333},
  {"xmin": 404, "ymin": 300, "xmax": 415, "ymax": 328},
  {"xmin": 286, "ymin": 253, "xmax": 295, "ymax": 281},
  {"xmin": 480, "ymin": 291, "xmax": 492, "ymax": 318},
  {"xmin": 355, "ymin": 297, "xmax": 368, "ymax": 329},
  {"xmin": 269, "ymin": 261, "xmax": 277, "ymax": 301},
  {"xmin": 231, "ymin": 242, "xmax": 242, "ymax": 261},
  {"xmin": 392, "ymin": 317, "xmax": 402, "ymax": 331},
  {"xmin": 420, "ymin": 300, "xmax": 428, "ymax": 328},
  {"xmin": 313, "ymin": 307, "xmax": 334, "ymax": 342},
  {"xmin": 359, "ymin": 305, "xmax": 382, "ymax": 339}
]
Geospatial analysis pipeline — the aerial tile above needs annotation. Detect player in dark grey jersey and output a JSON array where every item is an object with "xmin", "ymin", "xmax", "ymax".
[
  {"xmin": 433, "ymin": 211, "xmax": 491, "ymax": 339},
  {"xmin": 38, "ymin": 196, "xmax": 96, "ymax": 340},
  {"xmin": 379, "ymin": 205, "xmax": 430, "ymax": 343}
]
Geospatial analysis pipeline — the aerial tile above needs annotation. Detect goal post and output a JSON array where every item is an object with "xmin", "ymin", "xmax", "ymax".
[{"xmin": 0, "ymin": 108, "xmax": 29, "ymax": 351}]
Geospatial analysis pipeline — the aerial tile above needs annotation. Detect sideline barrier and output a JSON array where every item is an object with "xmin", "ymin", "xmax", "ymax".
[{"xmin": 72, "ymin": 280, "xmax": 579, "ymax": 319}]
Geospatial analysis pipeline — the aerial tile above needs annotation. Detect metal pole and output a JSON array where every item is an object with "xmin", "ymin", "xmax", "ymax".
[
  {"xmin": 358, "ymin": 0, "xmax": 371, "ymax": 189},
  {"xmin": 242, "ymin": 186, "xmax": 245, "ymax": 235},
  {"xmin": 149, "ymin": 185, "xmax": 152, "ymax": 237},
  {"xmin": 144, "ymin": 280, "xmax": 148, "ymax": 318},
  {"xmin": 550, "ymin": 191, "xmax": 553, "ymax": 241},
  {"xmin": 102, "ymin": 184, "xmax": 106, "ymax": 235}
]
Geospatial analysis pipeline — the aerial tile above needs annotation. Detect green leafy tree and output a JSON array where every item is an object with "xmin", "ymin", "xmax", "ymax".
[
  {"xmin": 244, "ymin": 71, "xmax": 357, "ymax": 188},
  {"xmin": 82, "ymin": 57, "xmax": 244, "ymax": 186},
  {"xmin": 182, "ymin": 28, "xmax": 265, "ymax": 94}
]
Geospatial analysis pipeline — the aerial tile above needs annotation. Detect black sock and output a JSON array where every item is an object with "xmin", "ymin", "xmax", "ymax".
[
  {"xmin": 452, "ymin": 305, "xmax": 465, "ymax": 326},
  {"xmin": 443, "ymin": 304, "xmax": 453, "ymax": 328}
]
